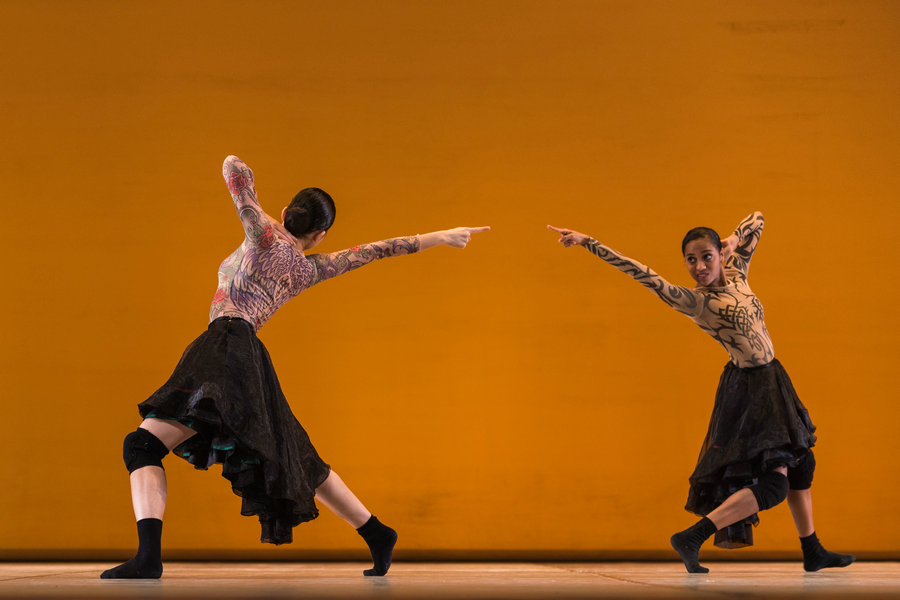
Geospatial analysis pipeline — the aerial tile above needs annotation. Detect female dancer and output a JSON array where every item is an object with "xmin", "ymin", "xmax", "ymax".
[
  {"xmin": 548, "ymin": 214, "xmax": 854, "ymax": 573},
  {"xmin": 101, "ymin": 155, "xmax": 489, "ymax": 579}
]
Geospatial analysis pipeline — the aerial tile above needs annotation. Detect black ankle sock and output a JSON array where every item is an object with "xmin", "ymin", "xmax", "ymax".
[
  {"xmin": 100, "ymin": 518, "xmax": 163, "ymax": 579},
  {"xmin": 356, "ymin": 516, "xmax": 397, "ymax": 576},
  {"xmin": 800, "ymin": 532, "xmax": 855, "ymax": 572},
  {"xmin": 670, "ymin": 517, "xmax": 717, "ymax": 574}
]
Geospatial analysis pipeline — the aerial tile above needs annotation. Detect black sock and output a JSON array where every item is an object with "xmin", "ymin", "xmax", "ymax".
[
  {"xmin": 356, "ymin": 516, "xmax": 397, "ymax": 576},
  {"xmin": 670, "ymin": 517, "xmax": 717, "ymax": 574},
  {"xmin": 100, "ymin": 518, "xmax": 163, "ymax": 579},
  {"xmin": 800, "ymin": 532, "xmax": 855, "ymax": 572}
]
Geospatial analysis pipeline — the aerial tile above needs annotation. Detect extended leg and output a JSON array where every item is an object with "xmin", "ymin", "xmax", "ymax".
[
  {"xmin": 786, "ymin": 452, "xmax": 855, "ymax": 571},
  {"xmin": 100, "ymin": 418, "xmax": 195, "ymax": 580},
  {"xmin": 671, "ymin": 467, "xmax": 788, "ymax": 574},
  {"xmin": 315, "ymin": 471, "xmax": 397, "ymax": 576}
]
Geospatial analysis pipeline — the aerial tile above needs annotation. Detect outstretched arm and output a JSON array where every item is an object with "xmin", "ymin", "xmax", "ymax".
[
  {"xmin": 722, "ymin": 211, "xmax": 764, "ymax": 278},
  {"xmin": 547, "ymin": 225, "xmax": 701, "ymax": 316},
  {"xmin": 418, "ymin": 226, "xmax": 491, "ymax": 250},
  {"xmin": 222, "ymin": 155, "xmax": 276, "ymax": 247},
  {"xmin": 308, "ymin": 226, "xmax": 490, "ymax": 284}
]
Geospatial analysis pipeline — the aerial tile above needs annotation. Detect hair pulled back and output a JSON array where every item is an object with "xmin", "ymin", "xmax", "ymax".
[
  {"xmin": 681, "ymin": 227, "xmax": 722, "ymax": 255},
  {"xmin": 284, "ymin": 187, "xmax": 336, "ymax": 237}
]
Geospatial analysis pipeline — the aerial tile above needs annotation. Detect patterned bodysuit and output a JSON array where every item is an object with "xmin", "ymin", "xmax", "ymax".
[
  {"xmin": 581, "ymin": 212, "xmax": 817, "ymax": 548},
  {"xmin": 211, "ymin": 155, "xmax": 420, "ymax": 331},
  {"xmin": 138, "ymin": 156, "xmax": 422, "ymax": 544},
  {"xmin": 582, "ymin": 212, "xmax": 771, "ymax": 368}
]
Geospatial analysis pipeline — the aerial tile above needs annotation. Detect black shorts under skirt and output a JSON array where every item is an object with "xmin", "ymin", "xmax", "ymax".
[
  {"xmin": 685, "ymin": 359, "xmax": 817, "ymax": 548},
  {"xmin": 138, "ymin": 316, "xmax": 331, "ymax": 545}
]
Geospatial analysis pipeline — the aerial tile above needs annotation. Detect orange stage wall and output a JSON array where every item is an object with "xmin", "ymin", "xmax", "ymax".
[{"xmin": 1, "ymin": 1, "xmax": 898, "ymax": 559}]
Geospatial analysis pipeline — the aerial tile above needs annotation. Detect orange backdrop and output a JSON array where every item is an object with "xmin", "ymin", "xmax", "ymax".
[{"xmin": 1, "ymin": 0, "xmax": 898, "ymax": 559}]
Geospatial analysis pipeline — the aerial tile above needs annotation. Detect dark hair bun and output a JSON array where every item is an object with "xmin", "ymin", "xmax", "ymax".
[
  {"xmin": 284, "ymin": 187, "xmax": 336, "ymax": 237},
  {"xmin": 284, "ymin": 206, "xmax": 312, "ymax": 235}
]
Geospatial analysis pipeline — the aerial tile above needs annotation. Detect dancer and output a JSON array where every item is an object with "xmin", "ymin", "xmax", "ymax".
[
  {"xmin": 548, "ymin": 214, "xmax": 854, "ymax": 573},
  {"xmin": 101, "ymin": 155, "xmax": 489, "ymax": 579}
]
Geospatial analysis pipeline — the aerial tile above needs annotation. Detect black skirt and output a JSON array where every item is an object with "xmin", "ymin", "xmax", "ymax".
[
  {"xmin": 138, "ymin": 316, "xmax": 331, "ymax": 545},
  {"xmin": 685, "ymin": 359, "xmax": 816, "ymax": 548}
]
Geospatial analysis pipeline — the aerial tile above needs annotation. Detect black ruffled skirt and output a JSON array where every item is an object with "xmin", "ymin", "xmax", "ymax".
[
  {"xmin": 138, "ymin": 316, "xmax": 331, "ymax": 545},
  {"xmin": 685, "ymin": 359, "xmax": 816, "ymax": 548}
]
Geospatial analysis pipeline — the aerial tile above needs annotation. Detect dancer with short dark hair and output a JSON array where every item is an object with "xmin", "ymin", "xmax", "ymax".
[
  {"xmin": 101, "ymin": 155, "xmax": 489, "ymax": 579},
  {"xmin": 548, "ymin": 213, "xmax": 853, "ymax": 573}
]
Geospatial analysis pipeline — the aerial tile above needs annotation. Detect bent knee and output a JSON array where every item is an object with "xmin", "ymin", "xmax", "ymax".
[
  {"xmin": 123, "ymin": 428, "xmax": 170, "ymax": 474},
  {"xmin": 750, "ymin": 471, "xmax": 789, "ymax": 511},
  {"xmin": 787, "ymin": 450, "xmax": 816, "ymax": 490}
]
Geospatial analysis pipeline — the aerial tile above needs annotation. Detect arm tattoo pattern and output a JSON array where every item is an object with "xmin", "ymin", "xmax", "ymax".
[
  {"xmin": 209, "ymin": 158, "xmax": 422, "ymax": 329},
  {"xmin": 210, "ymin": 156, "xmax": 316, "ymax": 329},
  {"xmin": 726, "ymin": 211, "xmax": 764, "ymax": 279},
  {"xmin": 583, "ymin": 239, "xmax": 701, "ymax": 316},
  {"xmin": 582, "ymin": 236, "xmax": 775, "ymax": 367},
  {"xmin": 223, "ymin": 156, "xmax": 276, "ymax": 248},
  {"xmin": 307, "ymin": 236, "xmax": 421, "ymax": 284},
  {"xmin": 209, "ymin": 235, "xmax": 421, "ymax": 330}
]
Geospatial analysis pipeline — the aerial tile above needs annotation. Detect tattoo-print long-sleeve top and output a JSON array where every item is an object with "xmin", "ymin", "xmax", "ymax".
[
  {"xmin": 583, "ymin": 212, "xmax": 773, "ymax": 368},
  {"xmin": 209, "ymin": 156, "xmax": 420, "ymax": 331}
]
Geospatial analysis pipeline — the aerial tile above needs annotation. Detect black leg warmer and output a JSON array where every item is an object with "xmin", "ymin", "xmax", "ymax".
[
  {"xmin": 749, "ymin": 471, "xmax": 789, "ymax": 511},
  {"xmin": 787, "ymin": 450, "xmax": 816, "ymax": 490},
  {"xmin": 123, "ymin": 428, "xmax": 169, "ymax": 474}
]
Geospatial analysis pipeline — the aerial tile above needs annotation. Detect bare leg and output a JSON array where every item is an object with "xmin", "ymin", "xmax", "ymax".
[
  {"xmin": 100, "ymin": 418, "xmax": 196, "ymax": 579},
  {"xmin": 707, "ymin": 465, "xmax": 787, "ymax": 529},
  {"xmin": 129, "ymin": 419, "xmax": 196, "ymax": 520},
  {"xmin": 316, "ymin": 470, "xmax": 397, "ymax": 576},
  {"xmin": 707, "ymin": 488, "xmax": 760, "ymax": 530},
  {"xmin": 787, "ymin": 488, "xmax": 815, "ymax": 537},
  {"xmin": 314, "ymin": 471, "xmax": 372, "ymax": 528}
]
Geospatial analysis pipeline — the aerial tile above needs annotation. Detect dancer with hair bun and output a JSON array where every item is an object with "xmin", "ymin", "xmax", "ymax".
[
  {"xmin": 548, "ymin": 214, "xmax": 853, "ymax": 574},
  {"xmin": 102, "ymin": 155, "xmax": 489, "ymax": 579}
]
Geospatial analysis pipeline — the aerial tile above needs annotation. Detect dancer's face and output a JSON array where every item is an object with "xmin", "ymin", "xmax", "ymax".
[{"xmin": 684, "ymin": 238, "xmax": 725, "ymax": 287}]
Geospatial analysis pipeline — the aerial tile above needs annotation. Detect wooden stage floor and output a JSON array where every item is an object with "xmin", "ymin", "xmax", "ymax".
[{"xmin": 1, "ymin": 561, "xmax": 897, "ymax": 599}]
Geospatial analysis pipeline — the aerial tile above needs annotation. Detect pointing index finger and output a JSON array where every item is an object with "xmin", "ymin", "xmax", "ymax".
[{"xmin": 466, "ymin": 226, "xmax": 491, "ymax": 234}]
